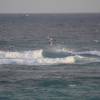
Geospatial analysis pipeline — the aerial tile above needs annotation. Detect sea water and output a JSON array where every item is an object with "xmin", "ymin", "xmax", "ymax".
[{"xmin": 0, "ymin": 14, "xmax": 100, "ymax": 100}]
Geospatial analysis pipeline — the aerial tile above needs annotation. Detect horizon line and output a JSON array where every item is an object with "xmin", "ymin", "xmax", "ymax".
[{"xmin": 0, "ymin": 12, "xmax": 100, "ymax": 14}]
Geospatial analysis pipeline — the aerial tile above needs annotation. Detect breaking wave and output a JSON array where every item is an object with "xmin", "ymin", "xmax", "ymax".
[{"xmin": 0, "ymin": 47, "xmax": 100, "ymax": 65}]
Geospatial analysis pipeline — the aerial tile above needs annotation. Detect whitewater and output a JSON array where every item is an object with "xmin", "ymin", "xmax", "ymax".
[{"xmin": 0, "ymin": 47, "xmax": 100, "ymax": 65}]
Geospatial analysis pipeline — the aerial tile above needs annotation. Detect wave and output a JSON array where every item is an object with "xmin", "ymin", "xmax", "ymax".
[
  {"xmin": 43, "ymin": 46, "xmax": 100, "ymax": 57},
  {"xmin": 69, "ymin": 50, "xmax": 100, "ymax": 57},
  {"xmin": 0, "ymin": 47, "xmax": 100, "ymax": 65}
]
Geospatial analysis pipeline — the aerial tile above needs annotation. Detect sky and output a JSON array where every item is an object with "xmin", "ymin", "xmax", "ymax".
[{"xmin": 0, "ymin": 0, "xmax": 100, "ymax": 13}]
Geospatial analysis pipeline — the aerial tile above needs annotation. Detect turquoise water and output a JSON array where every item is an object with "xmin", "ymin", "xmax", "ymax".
[
  {"xmin": 0, "ymin": 14, "xmax": 100, "ymax": 100},
  {"xmin": 1, "ymin": 64, "xmax": 100, "ymax": 100}
]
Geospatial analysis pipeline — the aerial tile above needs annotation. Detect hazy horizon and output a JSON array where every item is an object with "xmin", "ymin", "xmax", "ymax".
[{"xmin": 0, "ymin": 0, "xmax": 100, "ymax": 13}]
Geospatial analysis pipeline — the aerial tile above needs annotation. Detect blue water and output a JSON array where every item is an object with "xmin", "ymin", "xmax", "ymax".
[{"xmin": 0, "ymin": 14, "xmax": 100, "ymax": 100}]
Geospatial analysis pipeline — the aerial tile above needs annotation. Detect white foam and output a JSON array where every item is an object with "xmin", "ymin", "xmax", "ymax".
[
  {"xmin": 0, "ymin": 49, "xmax": 43, "ymax": 59},
  {"xmin": 0, "ymin": 49, "xmax": 76, "ymax": 65},
  {"xmin": 0, "ymin": 49, "xmax": 100, "ymax": 65},
  {"xmin": 36, "ymin": 56, "xmax": 75, "ymax": 65},
  {"xmin": 69, "ymin": 84, "xmax": 77, "ymax": 87}
]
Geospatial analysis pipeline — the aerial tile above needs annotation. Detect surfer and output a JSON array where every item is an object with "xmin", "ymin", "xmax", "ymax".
[{"xmin": 48, "ymin": 36, "xmax": 54, "ymax": 46}]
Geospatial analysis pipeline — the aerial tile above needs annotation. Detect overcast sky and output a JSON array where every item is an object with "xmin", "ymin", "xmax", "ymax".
[{"xmin": 0, "ymin": 0, "xmax": 100, "ymax": 13}]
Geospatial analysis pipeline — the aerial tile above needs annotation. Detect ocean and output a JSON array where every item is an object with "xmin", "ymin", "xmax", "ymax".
[{"xmin": 0, "ymin": 14, "xmax": 100, "ymax": 100}]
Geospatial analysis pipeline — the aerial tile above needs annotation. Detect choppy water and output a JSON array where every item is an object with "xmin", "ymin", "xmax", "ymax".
[{"xmin": 0, "ymin": 14, "xmax": 100, "ymax": 100}]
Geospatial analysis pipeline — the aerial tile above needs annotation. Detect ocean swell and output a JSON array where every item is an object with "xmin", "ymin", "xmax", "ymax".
[{"xmin": 0, "ymin": 48, "xmax": 100, "ymax": 65}]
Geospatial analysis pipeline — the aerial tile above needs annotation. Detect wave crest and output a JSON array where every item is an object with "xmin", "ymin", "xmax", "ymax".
[{"xmin": 0, "ymin": 47, "xmax": 100, "ymax": 65}]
